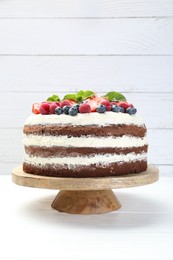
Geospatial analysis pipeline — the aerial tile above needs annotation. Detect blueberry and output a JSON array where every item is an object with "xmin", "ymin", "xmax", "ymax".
[
  {"xmin": 55, "ymin": 107, "xmax": 63, "ymax": 115},
  {"xmin": 120, "ymin": 107, "xmax": 125, "ymax": 113},
  {"xmin": 126, "ymin": 107, "xmax": 137, "ymax": 115},
  {"xmin": 68, "ymin": 106, "xmax": 78, "ymax": 116},
  {"xmin": 72, "ymin": 104, "xmax": 80, "ymax": 112},
  {"xmin": 112, "ymin": 105, "xmax": 121, "ymax": 113},
  {"xmin": 96, "ymin": 104, "xmax": 106, "ymax": 113},
  {"xmin": 63, "ymin": 105, "xmax": 71, "ymax": 114}
]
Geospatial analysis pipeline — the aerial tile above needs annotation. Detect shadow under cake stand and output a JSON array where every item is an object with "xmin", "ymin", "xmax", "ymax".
[{"xmin": 12, "ymin": 165, "xmax": 159, "ymax": 214}]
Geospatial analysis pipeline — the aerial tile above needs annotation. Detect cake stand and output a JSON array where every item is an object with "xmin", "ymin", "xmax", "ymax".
[{"xmin": 12, "ymin": 165, "xmax": 159, "ymax": 214}]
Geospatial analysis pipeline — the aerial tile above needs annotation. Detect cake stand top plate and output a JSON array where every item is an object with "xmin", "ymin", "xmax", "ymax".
[{"xmin": 12, "ymin": 165, "xmax": 159, "ymax": 191}]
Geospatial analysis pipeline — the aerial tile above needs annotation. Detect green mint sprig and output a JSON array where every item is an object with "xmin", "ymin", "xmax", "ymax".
[
  {"xmin": 63, "ymin": 90, "xmax": 95, "ymax": 102},
  {"xmin": 104, "ymin": 91, "xmax": 126, "ymax": 101},
  {"xmin": 63, "ymin": 93, "xmax": 77, "ymax": 101},
  {"xmin": 47, "ymin": 94, "xmax": 60, "ymax": 102}
]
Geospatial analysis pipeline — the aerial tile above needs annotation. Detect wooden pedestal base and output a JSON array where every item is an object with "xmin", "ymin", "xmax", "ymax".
[
  {"xmin": 51, "ymin": 190, "xmax": 121, "ymax": 214},
  {"xmin": 12, "ymin": 165, "xmax": 159, "ymax": 215}
]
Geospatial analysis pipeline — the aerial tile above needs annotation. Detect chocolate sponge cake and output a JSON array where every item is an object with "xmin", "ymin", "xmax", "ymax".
[{"xmin": 23, "ymin": 91, "xmax": 148, "ymax": 177}]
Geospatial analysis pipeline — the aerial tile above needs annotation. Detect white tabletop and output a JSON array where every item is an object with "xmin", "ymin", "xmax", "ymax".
[{"xmin": 0, "ymin": 175, "xmax": 173, "ymax": 260}]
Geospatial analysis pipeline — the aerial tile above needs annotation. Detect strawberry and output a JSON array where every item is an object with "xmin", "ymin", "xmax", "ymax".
[
  {"xmin": 60, "ymin": 99, "xmax": 76, "ymax": 108},
  {"xmin": 49, "ymin": 102, "xmax": 59, "ymax": 114},
  {"xmin": 32, "ymin": 103, "xmax": 40, "ymax": 114},
  {"xmin": 87, "ymin": 96, "xmax": 101, "ymax": 112},
  {"xmin": 99, "ymin": 99, "xmax": 111, "ymax": 111},
  {"xmin": 97, "ymin": 96, "xmax": 108, "ymax": 103},
  {"xmin": 79, "ymin": 103, "xmax": 91, "ymax": 113},
  {"xmin": 39, "ymin": 102, "xmax": 50, "ymax": 115},
  {"xmin": 116, "ymin": 101, "xmax": 133, "ymax": 111},
  {"xmin": 55, "ymin": 101, "xmax": 61, "ymax": 107},
  {"xmin": 87, "ymin": 96, "xmax": 111, "ymax": 112},
  {"xmin": 69, "ymin": 99, "xmax": 76, "ymax": 106},
  {"xmin": 87, "ymin": 99, "xmax": 97, "ymax": 112}
]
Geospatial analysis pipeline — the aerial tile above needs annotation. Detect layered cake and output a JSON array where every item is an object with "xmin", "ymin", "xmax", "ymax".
[{"xmin": 23, "ymin": 91, "xmax": 148, "ymax": 177}]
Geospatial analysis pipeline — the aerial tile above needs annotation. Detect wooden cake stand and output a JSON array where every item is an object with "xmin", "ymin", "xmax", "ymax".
[{"xmin": 12, "ymin": 165, "xmax": 159, "ymax": 214}]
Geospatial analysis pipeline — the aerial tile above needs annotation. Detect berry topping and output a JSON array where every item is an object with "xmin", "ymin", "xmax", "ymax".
[
  {"xmin": 69, "ymin": 106, "xmax": 78, "ymax": 116},
  {"xmin": 49, "ymin": 103, "xmax": 59, "ymax": 114},
  {"xmin": 32, "ymin": 103, "xmax": 40, "ymax": 114},
  {"xmin": 112, "ymin": 105, "xmax": 121, "ymax": 113},
  {"xmin": 116, "ymin": 101, "xmax": 133, "ymax": 111},
  {"xmin": 120, "ymin": 107, "xmax": 125, "ymax": 113},
  {"xmin": 60, "ymin": 100, "xmax": 72, "ymax": 108},
  {"xmin": 97, "ymin": 96, "xmax": 108, "ymax": 103},
  {"xmin": 126, "ymin": 107, "xmax": 137, "ymax": 115},
  {"xmin": 99, "ymin": 100, "xmax": 111, "ymax": 111},
  {"xmin": 87, "ymin": 98, "xmax": 98, "ymax": 112},
  {"xmin": 96, "ymin": 104, "xmax": 106, "ymax": 113},
  {"xmin": 72, "ymin": 104, "xmax": 80, "ymax": 112},
  {"xmin": 55, "ymin": 107, "xmax": 63, "ymax": 115},
  {"xmin": 110, "ymin": 101, "xmax": 118, "ymax": 106},
  {"xmin": 79, "ymin": 103, "xmax": 91, "ymax": 113},
  {"xmin": 55, "ymin": 101, "xmax": 61, "ymax": 107},
  {"xmin": 31, "ymin": 90, "xmax": 137, "ymax": 116},
  {"xmin": 60, "ymin": 99, "xmax": 76, "ymax": 108},
  {"xmin": 63, "ymin": 105, "xmax": 71, "ymax": 114},
  {"xmin": 39, "ymin": 102, "xmax": 50, "ymax": 115}
]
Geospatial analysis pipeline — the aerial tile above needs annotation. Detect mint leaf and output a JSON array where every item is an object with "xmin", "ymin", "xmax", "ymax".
[
  {"xmin": 76, "ymin": 96, "xmax": 83, "ymax": 103},
  {"xmin": 62, "ymin": 90, "xmax": 95, "ymax": 103},
  {"xmin": 77, "ymin": 90, "xmax": 84, "ymax": 98},
  {"xmin": 76, "ymin": 90, "xmax": 95, "ymax": 102},
  {"xmin": 47, "ymin": 94, "xmax": 60, "ymax": 102},
  {"xmin": 83, "ymin": 90, "xmax": 95, "ymax": 99},
  {"xmin": 105, "ymin": 91, "xmax": 126, "ymax": 101},
  {"xmin": 63, "ymin": 93, "xmax": 77, "ymax": 101}
]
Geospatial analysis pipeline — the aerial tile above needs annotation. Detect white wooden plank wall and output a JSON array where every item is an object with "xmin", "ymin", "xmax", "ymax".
[{"xmin": 0, "ymin": 0, "xmax": 173, "ymax": 175}]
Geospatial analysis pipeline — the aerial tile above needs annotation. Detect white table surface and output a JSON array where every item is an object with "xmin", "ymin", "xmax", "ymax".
[{"xmin": 0, "ymin": 174, "xmax": 173, "ymax": 260}]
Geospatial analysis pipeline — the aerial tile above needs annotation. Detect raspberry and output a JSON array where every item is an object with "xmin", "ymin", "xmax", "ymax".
[
  {"xmin": 99, "ymin": 100, "xmax": 111, "ymax": 111},
  {"xmin": 39, "ymin": 102, "xmax": 50, "ymax": 115},
  {"xmin": 116, "ymin": 101, "xmax": 133, "ymax": 111},
  {"xmin": 49, "ymin": 103, "xmax": 59, "ymax": 114},
  {"xmin": 79, "ymin": 103, "xmax": 91, "ymax": 113}
]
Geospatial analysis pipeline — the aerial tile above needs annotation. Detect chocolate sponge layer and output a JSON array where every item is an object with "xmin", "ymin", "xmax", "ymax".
[
  {"xmin": 24, "ymin": 124, "xmax": 146, "ymax": 137},
  {"xmin": 25, "ymin": 145, "xmax": 148, "ymax": 158},
  {"xmin": 23, "ymin": 160, "xmax": 147, "ymax": 178}
]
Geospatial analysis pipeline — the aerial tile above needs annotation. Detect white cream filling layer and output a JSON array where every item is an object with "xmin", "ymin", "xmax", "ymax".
[
  {"xmin": 25, "ymin": 113, "xmax": 145, "ymax": 127},
  {"xmin": 24, "ymin": 152, "xmax": 147, "ymax": 166},
  {"xmin": 24, "ymin": 135, "xmax": 147, "ymax": 148}
]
